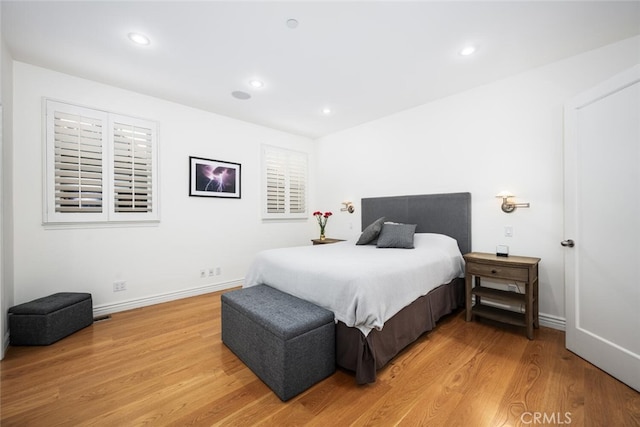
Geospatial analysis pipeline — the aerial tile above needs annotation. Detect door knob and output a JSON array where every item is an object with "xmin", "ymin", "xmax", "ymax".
[{"xmin": 561, "ymin": 239, "xmax": 575, "ymax": 247}]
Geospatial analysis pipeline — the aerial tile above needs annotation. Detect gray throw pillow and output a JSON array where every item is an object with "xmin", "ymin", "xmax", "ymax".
[
  {"xmin": 376, "ymin": 223, "xmax": 417, "ymax": 249},
  {"xmin": 356, "ymin": 216, "xmax": 386, "ymax": 245}
]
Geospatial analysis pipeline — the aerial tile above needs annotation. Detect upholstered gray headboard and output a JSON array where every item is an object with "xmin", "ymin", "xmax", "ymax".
[{"xmin": 361, "ymin": 192, "xmax": 472, "ymax": 255}]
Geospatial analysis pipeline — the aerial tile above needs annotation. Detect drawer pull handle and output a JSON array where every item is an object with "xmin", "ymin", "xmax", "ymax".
[{"xmin": 491, "ymin": 269, "xmax": 498, "ymax": 274}]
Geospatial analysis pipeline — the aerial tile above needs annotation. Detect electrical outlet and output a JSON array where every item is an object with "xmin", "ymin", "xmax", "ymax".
[
  {"xmin": 208, "ymin": 268, "xmax": 214, "ymax": 277},
  {"xmin": 113, "ymin": 281, "xmax": 127, "ymax": 292},
  {"xmin": 215, "ymin": 266, "xmax": 221, "ymax": 276},
  {"xmin": 200, "ymin": 269, "xmax": 206, "ymax": 278}
]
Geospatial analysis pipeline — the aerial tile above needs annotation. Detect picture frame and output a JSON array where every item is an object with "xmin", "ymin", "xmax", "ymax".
[{"xmin": 189, "ymin": 156, "xmax": 241, "ymax": 199}]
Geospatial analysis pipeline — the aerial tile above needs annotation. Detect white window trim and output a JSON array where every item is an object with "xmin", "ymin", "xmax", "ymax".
[
  {"xmin": 261, "ymin": 144, "xmax": 308, "ymax": 220},
  {"xmin": 43, "ymin": 99, "xmax": 159, "ymax": 225}
]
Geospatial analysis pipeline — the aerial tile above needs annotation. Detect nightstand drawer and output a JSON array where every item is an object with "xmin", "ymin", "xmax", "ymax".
[{"xmin": 466, "ymin": 262, "xmax": 528, "ymax": 282}]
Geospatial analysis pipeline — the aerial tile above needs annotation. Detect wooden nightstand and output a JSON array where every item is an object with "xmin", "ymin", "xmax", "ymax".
[
  {"xmin": 311, "ymin": 238, "xmax": 345, "ymax": 245},
  {"xmin": 464, "ymin": 252, "xmax": 541, "ymax": 339}
]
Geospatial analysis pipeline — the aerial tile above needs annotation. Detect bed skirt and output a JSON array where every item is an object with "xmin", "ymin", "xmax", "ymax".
[{"xmin": 335, "ymin": 277, "xmax": 465, "ymax": 384}]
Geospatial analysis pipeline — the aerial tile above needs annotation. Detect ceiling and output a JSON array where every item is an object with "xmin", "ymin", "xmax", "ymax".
[{"xmin": 2, "ymin": 1, "xmax": 639, "ymax": 139}]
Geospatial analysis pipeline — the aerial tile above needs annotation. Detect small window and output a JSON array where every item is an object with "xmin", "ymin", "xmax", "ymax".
[
  {"xmin": 45, "ymin": 100, "xmax": 159, "ymax": 224},
  {"xmin": 262, "ymin": 145, "xmax": 308, "ymax": 219}
]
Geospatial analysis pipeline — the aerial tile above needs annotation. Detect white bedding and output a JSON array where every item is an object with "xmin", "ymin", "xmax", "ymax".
[{"xmin": 243, "ymin": 233, "xmax": 465, "ymax": 336}]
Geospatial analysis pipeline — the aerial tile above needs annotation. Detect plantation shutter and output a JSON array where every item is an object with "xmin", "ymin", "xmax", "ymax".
[
  {"xmin": 262, "ymin": 145, "xmax": 308, "ymax": 219},
  {"xmin": 53, "ymin": 111, "xmax": 104, "ymax": 213},
  {"xmin": 45, "ymin": 100, "xmax": 158, "ymax": 224},
  {"xmin": 112, "ymin": 119, "xmax": 154, "ymax": 214},
  {"xmin": 288, "ymin": 152, "xmax": 307, "ymax": 214},
  {"xmin": 46, "ymin": 101, "xmax": 109, "ymax": 222},
  {"xmin": 264, "ymin": 148, "xmax": 286, "ymax": 214}
]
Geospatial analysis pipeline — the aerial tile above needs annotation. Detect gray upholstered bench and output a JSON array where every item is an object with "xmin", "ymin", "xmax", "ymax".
[
  {"xmin": 221, "ymin": 285, "xmax": 335, "ymax": 401},
  {"xmin": 8, "ymin": 293, "xmax": 93, "ymax": 346}
]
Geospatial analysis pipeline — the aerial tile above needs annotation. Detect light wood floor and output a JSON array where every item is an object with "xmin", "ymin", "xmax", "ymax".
[{"xmin": 1, "ymin": 291, "xmax": 638, "ymax": 427}]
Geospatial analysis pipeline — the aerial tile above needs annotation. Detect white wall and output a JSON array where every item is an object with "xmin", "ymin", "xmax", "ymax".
[
  {"xmin": 12, "ymin": 62, "xmax": 315, "ymax": 313},
  {"xmin": 315, "ymin": 36, "xmax": 640, "ymax": 326},
  {"xmin": 1, "ymin": 29, "xmax": 15, "ymax": 358}
]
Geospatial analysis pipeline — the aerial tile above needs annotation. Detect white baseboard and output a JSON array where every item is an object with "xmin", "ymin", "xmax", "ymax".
[
  {"xmin": 1, "ymin": 330, "xmax": 9, "ymax": 359},
  {"xmin": 92, "ymin": 279, "xmax": 242, "ymax": 317},
  {"xmin": 538, "ymin": 313, "xmax": 566, "ymax": 331},
  {"xmin": 93, "ymin": 281, "xmax": 567, "ymax": 332}
]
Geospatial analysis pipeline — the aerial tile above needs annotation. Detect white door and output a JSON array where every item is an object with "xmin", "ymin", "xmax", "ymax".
[{"xmin": 564, "ymin": 65, "xmax": 640, "ymax": 392}]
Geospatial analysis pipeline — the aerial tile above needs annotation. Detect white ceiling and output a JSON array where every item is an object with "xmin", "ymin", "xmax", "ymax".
[{"xmin": 2, "ymin": 1, "xmax": 639, "ymax": 138}]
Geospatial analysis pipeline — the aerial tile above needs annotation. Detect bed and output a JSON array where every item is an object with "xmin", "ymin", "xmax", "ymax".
[{"xmin": 244, "ymin": 192, "xmax": 471, "ymax": 383}]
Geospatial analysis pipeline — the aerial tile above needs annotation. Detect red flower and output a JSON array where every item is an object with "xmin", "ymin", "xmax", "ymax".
[{"xmin": 313, "ymin": 210, "xmax": 333, "ymax": 234}]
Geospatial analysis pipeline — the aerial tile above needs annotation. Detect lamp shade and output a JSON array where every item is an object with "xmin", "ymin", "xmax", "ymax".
[{"xmin": 496, "ymin": 191, "xmax": 514, "ymax": 198}]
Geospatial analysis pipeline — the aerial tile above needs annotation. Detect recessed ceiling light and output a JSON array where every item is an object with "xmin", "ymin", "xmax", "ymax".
[
  {"xmin": 460, "ymin": 46, "xmax": 476, "ymax": 56},
  {"xmin": 286, "ymin": 19, "xmax": 299, "ymax": 29},
  {"xmin": 249, "ymin": 80, "xmax": 264, "ymax": 89},
  {"xmin": 232, "ymin": 91, "xmax": 251, "ymax": 100},
  {"xmin": 128, "ymin": 32, "xmax": 151, "ymax": 46},
  {"xmin": 321, "ymin": 107, "xmax": 332, "ymax": 115}
]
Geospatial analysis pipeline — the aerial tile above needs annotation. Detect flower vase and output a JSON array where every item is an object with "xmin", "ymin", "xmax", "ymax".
[{"xmin": 313, "ymin": 211, "xmax": 332, "ymax": 241}]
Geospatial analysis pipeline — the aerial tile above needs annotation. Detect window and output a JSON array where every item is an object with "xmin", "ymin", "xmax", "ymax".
[
  {"xmin": 111, "ymin": 117, "xmax": 155, "ymax": 216},
  {"xmin": 262, "ymin": 145, "xmax": 308, "ymax": 219},
  {"xmin": 45, "ymin": 100, "xmax": 158, "ymax": 224}
]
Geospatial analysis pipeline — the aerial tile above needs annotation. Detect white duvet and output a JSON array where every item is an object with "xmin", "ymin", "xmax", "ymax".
[{"xmin": 244, "ymin": 233, "xmax": 465, "ymax": 336}]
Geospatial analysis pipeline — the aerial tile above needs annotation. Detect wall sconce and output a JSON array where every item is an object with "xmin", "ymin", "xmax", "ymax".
[
  {"xmin": 341, "ymin": 201, "xmax": 355, "ymax": 214},
  {"xmin": 496, "ymin": 191, "xmax": 530, "ymax": 213}
]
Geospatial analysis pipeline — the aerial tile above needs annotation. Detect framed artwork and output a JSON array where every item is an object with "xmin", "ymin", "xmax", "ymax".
[{"xmin": 189, "ymin": 156, "xmax": 241, "ymax": 198}]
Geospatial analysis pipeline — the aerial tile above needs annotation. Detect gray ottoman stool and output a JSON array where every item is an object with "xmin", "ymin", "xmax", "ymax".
[
  {"xmin": 8, "ymin": 293, "xmax": 93, "ymax": 346},
  {"xmin": 221, "ymin": 285, "xmax": 335, "ymax": 401}
]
